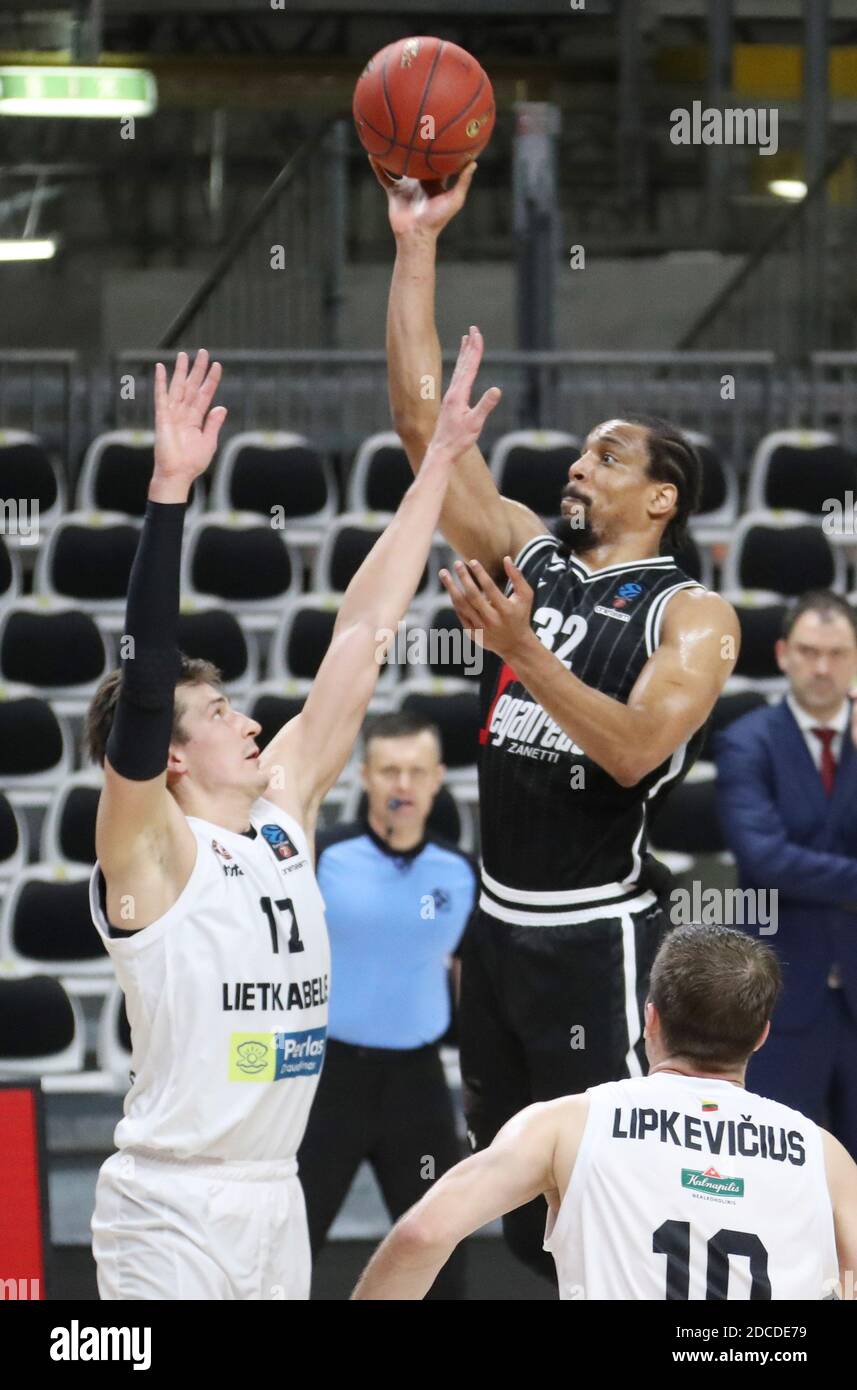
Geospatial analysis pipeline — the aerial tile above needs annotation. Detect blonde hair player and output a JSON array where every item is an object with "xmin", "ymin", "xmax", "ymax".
[
  {"xmin": 86, "ymin": 338, "xmax": 500, "ymax": 1301},
  {"xmin": 353, "ymin": 924, "xmax": 857, "ymax": 1301}
]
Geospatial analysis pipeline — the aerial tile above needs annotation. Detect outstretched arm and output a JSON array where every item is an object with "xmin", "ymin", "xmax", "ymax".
[
  {"xmin": 378, "ymin": 158, "xmax": 544, "ymax": 584},
  {"xmin": 351, "ymin": 1097, "xmax": 585, "ymax": 1301},
  {"xmin": 259, "ymin": 328, "xmax": 501, "ymax": 825},
  {"xmin": 441, "ymin": 562, "xmax": 739, "ymax": 786}
]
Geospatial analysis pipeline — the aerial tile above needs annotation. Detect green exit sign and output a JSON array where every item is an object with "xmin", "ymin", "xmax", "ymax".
[{"xmin": 0, "ymin": 66, "xmax": 157, "ymax": 117}]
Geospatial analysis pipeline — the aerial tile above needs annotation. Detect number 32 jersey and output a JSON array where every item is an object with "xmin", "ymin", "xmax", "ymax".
[
  {"xmin": 90, "ymin": 797, "xmax": 330, "ymax": 1162},
  {"xmin": 478, "ymin": 534, "xmax": 706, "ymax": 922}
]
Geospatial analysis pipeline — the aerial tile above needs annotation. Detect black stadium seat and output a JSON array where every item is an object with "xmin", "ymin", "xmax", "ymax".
[
  {"xmin": 729, "ymin": 600, "xmax": 789, "ymax": 682},
  {"xmin": 187, "ymin": 518, "xmax": 297, "ymax": 603},
  {"xmin": 398, "ymin": 686, "xmax": 480, "ymax": 773},
  {"xmin": 177, "ymin": 608, "xmax": 253, "ymax": 688},
  {"xmin": 0, "ymin": 605, "xmax": 108, "ymax": 691},
  {"xmin": 249, "ymin": 691, "xmax": 306, "ymax": 751},
  {"xmin": 7, "ymin": 876, "xmax": 106, "ymax": 967},
  {"xmin": 41, "ymin": 515, "xmax": 139, "ymax": 604},
  {"xmin": 0, "ymin": 695, "xmax": 67, "ymax": 779},
  {"xmin": 0, "ymin": 976, "xmax": 78, "ymax": 1062}
]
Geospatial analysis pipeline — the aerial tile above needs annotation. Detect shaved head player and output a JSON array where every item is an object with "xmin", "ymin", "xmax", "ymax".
[
  {"xmin": 86, "ymin": 338, "xmax": 500, "ymax": 1300},
  {"xmin": 353, "ymin": 925, "xmax": 857, "ymax": 1301},
  {"xmin": 375, "ymin": 156, "xmax": 741, "ymax": 1279}
]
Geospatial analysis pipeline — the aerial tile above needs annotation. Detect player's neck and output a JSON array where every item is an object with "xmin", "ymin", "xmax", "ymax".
[
  {"xmin": 175, "ymin": 785, "xmax": 258, "ymax": 835},
  {"xmin": 648, "ymin": 1060, "xmax": 746, "ymax": 1088},
  {"xmin": 571, "ymin": 534, "xmax": 667, "ymax": 572}
]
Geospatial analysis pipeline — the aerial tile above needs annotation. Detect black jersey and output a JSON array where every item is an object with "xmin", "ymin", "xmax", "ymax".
[{"xmin": 477, "ymin": 533, "xmax": 707, "ymax": 924}]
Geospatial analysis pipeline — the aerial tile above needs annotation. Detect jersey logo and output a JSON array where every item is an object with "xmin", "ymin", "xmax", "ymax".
[
  {"xmin": 210, "ymin": 838, "xmax": 233, "ymax": 860},
  {"xmin": 479, "ymin": 661, "xmax": 519, "ymax": 745},
  {"xmin": 681, "ymin": 1167, "xmax": 744, "ymax": 1199},
  {"xmin": 260, "ymin": 824, "xmax": 300, "ymax": 861},
  {"xmin": 429, "ymin": 887, "xmax": 450, "ymax": 912},
  {"xmin": 228, "ymin": 1027, "xmax": 327, "ymax": 1081},
  {"xmin": 612, "ymin": 581, "xmax": 644, "ymax": 608}
]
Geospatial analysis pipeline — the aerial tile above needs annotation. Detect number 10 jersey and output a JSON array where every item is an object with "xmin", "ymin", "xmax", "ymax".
[{"xmin": 90, "ymin": 797, "xmax": 330, "ymax": 1162}]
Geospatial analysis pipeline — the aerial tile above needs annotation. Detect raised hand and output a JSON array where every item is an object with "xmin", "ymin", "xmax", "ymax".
[
  {"xmin": 427, "ymin": 325, "xmax": 502, "ymax": 461},
  {"xmin": 152, "ymin": 349, "xmax": 227, "ymax": 488},
  {"xmin": 369, "ymin": 156, "xmax": 478, "ymax": 239}
]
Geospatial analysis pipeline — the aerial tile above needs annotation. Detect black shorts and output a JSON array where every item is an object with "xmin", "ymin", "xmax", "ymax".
[{"xmin": 459, "ymin": 897, "xmax": 669, "ymax": 1151}]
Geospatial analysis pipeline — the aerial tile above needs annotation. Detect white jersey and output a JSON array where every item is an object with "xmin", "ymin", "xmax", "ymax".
[
  {"xmin": 544, "ymin": 1072, "xmax": 839, "ymax": 1300},
  {"xmin": 90, "ymin": 797, "xmax": 330, "ymax": 1163}
]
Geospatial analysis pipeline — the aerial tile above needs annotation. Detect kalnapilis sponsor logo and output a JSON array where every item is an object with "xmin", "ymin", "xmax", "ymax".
[
  {"xmin": 229, "ymin": 1027, "xmax": 327, "ymax": 1081},
  {"xmin": 681, "ymin": 1166, "xmax": 744, "ymax": 1199}
]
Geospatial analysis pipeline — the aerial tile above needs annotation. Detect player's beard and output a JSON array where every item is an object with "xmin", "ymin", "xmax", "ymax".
[{"xmin": 553, "ymin": 496, "xmax": 601, "ymax": 556}]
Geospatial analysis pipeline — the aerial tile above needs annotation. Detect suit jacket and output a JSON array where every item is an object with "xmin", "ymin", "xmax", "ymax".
[{"xmin": 714, "ymin": 697, "xmax": 857, "ymax": 1031}]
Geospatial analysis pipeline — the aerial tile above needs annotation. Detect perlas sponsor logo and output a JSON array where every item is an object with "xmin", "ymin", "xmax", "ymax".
[{"xmin": 681, "ymin": 1166, "xmax": 744, "ymax": 1198}]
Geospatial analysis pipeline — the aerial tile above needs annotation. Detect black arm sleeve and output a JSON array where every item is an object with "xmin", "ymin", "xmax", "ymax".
[{"xmin": 104, "ymin": 499, "xmax": 186, "ymax": 781}]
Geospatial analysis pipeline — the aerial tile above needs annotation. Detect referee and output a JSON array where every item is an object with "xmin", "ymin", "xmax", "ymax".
[{"xmin": 298, "ymin": 711, "xmax": 477, "ymax": 1299}]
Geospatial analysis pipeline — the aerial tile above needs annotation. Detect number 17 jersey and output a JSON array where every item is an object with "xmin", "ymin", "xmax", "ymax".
[{"xmin": 89, "ymin": 797, "xmax": 330, "ymax": 1162}]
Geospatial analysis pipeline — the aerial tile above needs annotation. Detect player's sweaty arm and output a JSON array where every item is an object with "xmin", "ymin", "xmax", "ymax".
[
  {"xmin": 95, "ymin": 351, "xmax": 227, "ymax": 931},
  {"xmin": 376, "ymin": 157, "xmax": 544, "ymax": 585},
  {"xmin": 822, "ymin": 1130, "xmax": 857, "ymax": 1299},
  {"xmin": 447, "ymin": 564, "xmax": 740, "ymax": 786},
  {"xmin": 351, "ymin": 1096, "xmax": 588, "ymax": 1300},
  {"xmin": 259, "ymin": 328, "xmax": 501, "ymax": 826}
]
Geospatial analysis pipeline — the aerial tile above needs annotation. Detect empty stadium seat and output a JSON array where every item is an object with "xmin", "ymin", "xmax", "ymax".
[
  {"xmin": 0, "ymin": 430, "xmax": 65, "ymax": 551},
  {"xmin": 346, "ymin": 432, "xmax": 414, "ymax": 513},
  {"xmin": 211, "ymin": 432, "xmax": 336, "ymax": 552},
  {"xmin": 393, "ymin": 680, "xmax": 480, "ymax": 782},
  {"xmin": 683, "ymin": 431, "xmax": 739, "ymax": 547},
  {"xmin": 670, "ymin": 534, "xmax": 714, "ymax": 589},
  {"xmin": 34, "ymin": 510, "xmax": 140, "ymax": 612},
  {"xmin": 40, "ymin": 772, "xmax": 101, "ymax": 867},
  {"xmin": 248, "ymin": 681, "xmax": 309, "ymax": 751},
  {"xmin": 269, "ymin": 597, "xmax": 341, "ymax": 683},
  {"xmin": 0, "ymin": 535, "xmax": 21, "ymax": 603},
  {"xmin": 747, "ymin": 430, "xmax": 857, "ymax": 519},
  {"xmin": 0, "ymin": 866, "xmax": 110, "ymax": 989},
  {"xmin": 648, "ymin": 764, "xmax": 726, "ymax": 867},
  {"xmin": 697, "ymin": 687, "xmax": 770, "ymax": 761},
  {"xmin": 721, "ymin": 511, "xmax": 845, "ymax": 596},
  {"xmin": 0, "ymin": 791, "xmax": 27, "ymax": 885},
  {"xmin": 175, "ymin": 602, "xmax": 259, "ymax": 694},
  {"xmin": 0, "ymin": 686, "xmax": 73, "ymax": 805},
  {"xmin": 719, "ymin": 592, "xmax": 790, "ymax": 692},
  {"xmin": 407, "ymin": 598, "xmax": 482, "ymax": 681},
  {"xmin": 182, "ymin": 511, "xmax": 300, "ymax": 632},
  {"xmin": 76, "ymin": 430, "xmax": 203, "ymax": 519},
  {"xmin": 489, "ymin": 430, "xmax": 580, "ymax": 519},
  {"xmin": 0, "ymin": 976, "xmax": 85, "ymax": 1077},
  {"xmin": 0, "ymin": 600, "xmax": 112, "ymax": 715},
  {"xmin": 312, "ymin": 513, "xmax": 441, "ymax": 600}
]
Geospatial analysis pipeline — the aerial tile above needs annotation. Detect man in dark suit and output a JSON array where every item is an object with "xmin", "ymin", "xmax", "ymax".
[{"xmin": 715, "ymin": 590, "xmax": 857, "ymax": 1160}]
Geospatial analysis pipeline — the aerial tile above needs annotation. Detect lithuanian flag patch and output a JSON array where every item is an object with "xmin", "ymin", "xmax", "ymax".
[{"xmin": 702, "ymin": 1100, "xmax": 719, "ymax": 1112}]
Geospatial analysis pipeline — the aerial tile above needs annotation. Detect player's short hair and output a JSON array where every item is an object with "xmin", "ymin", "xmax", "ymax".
[
  {"xmin": 622, "ymin": 415, "xmax": 702, "ymax": 555},
  {"xmin": 648, "ymin": 923, "xmax": 781, "ymax": 1069},
  {"xmin": 781, "ymin": 589, "xmax": 857, "ymax": 643},
  {"xmin": 85, "ymin": 654, "xmax": 223, "ymax": 767},
  {"xmin": 361, "ymin": 708, "xmax": 442, "ymax": 759}
]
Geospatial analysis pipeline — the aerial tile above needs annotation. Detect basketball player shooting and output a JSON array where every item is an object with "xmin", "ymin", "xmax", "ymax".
[
  {"xmin": 85, "ymin": 340, "xmax": 501, "ymax": 1300},
  {"xmin": 352, "ymin": 924, "xmax": 857, "ymax": 1300},
  {"xmin": 375, "ymin": 156, "xmax": 742, "ymax": 1279}
]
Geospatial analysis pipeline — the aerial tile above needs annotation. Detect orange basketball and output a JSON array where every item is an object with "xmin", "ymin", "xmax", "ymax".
[{"xmin": 353, "ymin": 36, "xmax": 495, "ymax": 180}]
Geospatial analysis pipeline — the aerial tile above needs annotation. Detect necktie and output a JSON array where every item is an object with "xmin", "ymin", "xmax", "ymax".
[{"xmin": 811, "ymin": 727, "xmax": 837, "ymax": 796}]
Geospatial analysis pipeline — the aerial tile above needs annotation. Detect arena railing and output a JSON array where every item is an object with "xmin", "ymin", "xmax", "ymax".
[
  {"xmin": 105, "ymin": 349, "xmax": 776, "ymax": 474},
  {"xmin": 0, "ymin": 351, "xmax": 80, "ymax": 478}
]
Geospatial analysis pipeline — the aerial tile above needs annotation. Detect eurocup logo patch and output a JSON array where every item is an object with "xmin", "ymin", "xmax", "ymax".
[
  {"xmin": 260, "ymin": 823, "xmax": 299, "ymax": 861},
  {"xmin": 613, "ymin": 581, "xmax": 643, "ymax": 609}
]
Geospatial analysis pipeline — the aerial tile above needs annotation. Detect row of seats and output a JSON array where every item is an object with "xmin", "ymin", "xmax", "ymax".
[
  {"xmin": 1, "ymin": 503, "xmax": 853, "ymax": 621},
  {"xmin": 4, "ymin": 426, "xmax": 857, "ymax": 562}
]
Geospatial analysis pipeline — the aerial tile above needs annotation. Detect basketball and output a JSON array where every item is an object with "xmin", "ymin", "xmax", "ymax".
[{"xmin": 352, "ymin": 36, "xmax": 495, "ymax": 180}]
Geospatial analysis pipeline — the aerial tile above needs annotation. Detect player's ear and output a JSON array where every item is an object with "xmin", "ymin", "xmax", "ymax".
[
  {"xmin": 643, "ymin": 999, "xmax": 656, "ymax": 1037},
  {"xmin": 752, "ymin": 1020, "xmax": 771, "ymax": 1054}
]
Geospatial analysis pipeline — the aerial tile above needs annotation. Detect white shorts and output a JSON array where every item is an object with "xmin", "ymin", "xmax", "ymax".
[{"xmin": 92, "ymin": 1148, "xmax": 311, "ymax": 1301}]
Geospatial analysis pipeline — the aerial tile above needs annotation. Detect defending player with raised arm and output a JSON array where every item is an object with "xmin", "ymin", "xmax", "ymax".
[
  {"xmin": 352, "ymin": 925, "xmax": 857, "ymax": 1302},
  {"xmin": 85, "ymin": 337, "xmax": 501, "ymax": 1302}
]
